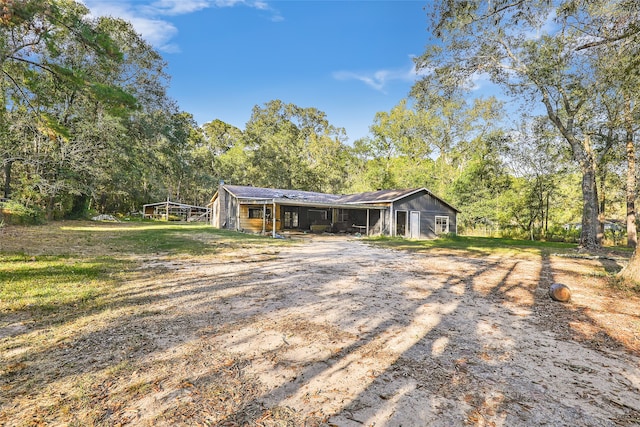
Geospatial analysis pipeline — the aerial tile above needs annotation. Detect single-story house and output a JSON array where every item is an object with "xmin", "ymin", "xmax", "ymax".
[{"xmin": 208, "ymin": 184, "xmax": 459, "ymax": 239}]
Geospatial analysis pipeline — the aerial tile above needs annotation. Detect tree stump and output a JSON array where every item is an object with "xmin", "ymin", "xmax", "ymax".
[{"xmin": 549, "ymin": 283, "xmax": 571, "ymax": 302}]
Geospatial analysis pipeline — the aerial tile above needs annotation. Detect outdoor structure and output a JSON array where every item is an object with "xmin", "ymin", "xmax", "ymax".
[
  {"xmin": 208, "ymin": 184, "xmax": 459, "ymax": 239},
  {"xmin": 143, "ymin": 201, "xmax": 210, "ymax": 222}
]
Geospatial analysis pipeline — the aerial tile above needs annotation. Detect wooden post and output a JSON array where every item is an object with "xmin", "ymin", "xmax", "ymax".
[
  {"xmin": 236, "ymin": 203, "xmax": 241, "ymax": 231},
  {"xmin": 272, "ymin": 200, "xmax": 276, "ymax": 238},
  {"xmin": 366, "ymin": 209, "xmax": 370, "ymax": 236},
  {"xmin": 262, "ymin": 203, "xmax": 266, "ymax": 234}
]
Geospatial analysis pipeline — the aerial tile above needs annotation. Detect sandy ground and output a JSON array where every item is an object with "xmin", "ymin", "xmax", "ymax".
[{"xmin": 2, "ymin": 234, "xmax": 640, "ymax": 426}]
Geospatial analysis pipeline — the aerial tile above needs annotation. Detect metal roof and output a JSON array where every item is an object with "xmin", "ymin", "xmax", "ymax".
[
  {"xmin": 143, "ymin": 201, "xmax": 209, "ymax": 209},
  {"xmin": 335, "ymin": 189, "xmax": 423, "ymax": 204},
  {"xmin": 223, "ymin": 185, "xmax": 342, "ymax": 204},
  {"xmin": 218, "ymin": 185, "xmax": 459, "ymax": 212},
  {"xmin": 335, "ymin": 188, "xmax": 460, "ymax": 212}
]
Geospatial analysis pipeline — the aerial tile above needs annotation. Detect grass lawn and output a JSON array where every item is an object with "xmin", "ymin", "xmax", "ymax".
[
  {"xmin": 0, "ymin": 221, "xmax": 287, "ymax": 316},
  {"xmin": 1, "ymin": 221, "xmax": 638, "ymax": 426},
  {"xmin": 366, "ymin": 234, "xmax": 633, "ymax": 259},
  {"xmin": 1, "ymin": 223, "xmax": 631, "ymax": 317}
]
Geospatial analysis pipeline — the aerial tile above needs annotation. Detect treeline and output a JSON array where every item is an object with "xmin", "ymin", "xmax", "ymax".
[
  {"xmin": 1, "ymin": 1, "xmax": 194, "ymax": 219},
  {"xmin": 0, "ymin": 1, "xmax": 637, "ymax": 250}
]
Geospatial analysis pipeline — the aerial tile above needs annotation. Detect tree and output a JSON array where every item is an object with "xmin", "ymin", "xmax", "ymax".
[
  {"xmin": 505, "ymin": 117, "xmax": 575, "ymax": 239},
  {"xmin": 415, "ymin": 0, "xmax": 640, "ymax": 249},
  {"xmin": 0, "ymin": 2, "xmax": 188, "ymax": 218},
  {"xmin": 364, "ymin": 100, "xmax": 426, "ymax": 189},
  {"xmin": 0, "ymin": 0, "xmax": 124, "ymax": 202},
  {"xmin": 350, "ymin": 96, "xmax": 505, "ymax": 197},
  {"xmin": 451, "ymin": 132, "xmax": 512, "ymax": 233},
  {"xmin": 244, "ymin": 100, "xmax": 350, "ymax": 192},
  {"xmin": 199, "ymin": 119, "xmax": 252, "ymax": 187},
  {"xmin": 590, "ymin": 27, "xmax": 640, "ymax": 247}
]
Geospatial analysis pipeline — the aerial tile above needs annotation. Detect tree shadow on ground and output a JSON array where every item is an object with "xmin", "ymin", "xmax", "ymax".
[
  {"xmin": 2, "ymin": 236, "xmax": 639, "ymax": 426},
  {"xmin": 215, "ymin": 241, "xmax": 640, "ymax": 426}
]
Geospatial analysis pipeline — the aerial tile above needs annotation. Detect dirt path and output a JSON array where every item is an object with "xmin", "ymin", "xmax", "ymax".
[
  {"xmin": 205, "ymin": 236, "xmax": 640, "ymax": 426},
  {"xmin": 2, "ymin": 235, "xmax": 640, "ymax": 426}
]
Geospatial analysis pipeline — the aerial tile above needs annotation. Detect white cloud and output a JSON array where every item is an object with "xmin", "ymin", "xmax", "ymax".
[
  {"xmin": 83, "ymin": 1, "xmax": 180, "ymax": 52},
  {"xmin": 147, "ymin": 0, "xmax": 211, "ymax": 15},
  {"xmin": 212, "ymin": 0, "xmax": 246, "ymax": 7},
  {"xmin": 129, "ymin": 17, "xmax": 180, "ymax": 52},
  {"xmin": 252, "ymin": 1, "xmax": 269, "ymax": 10},
  {"xmin": 83, "ymin": 0, "xmax": 280, "ymax": 53},
  {"xmin": 333, "ymin": 57, "xmax": 425, "ymax": 93}
]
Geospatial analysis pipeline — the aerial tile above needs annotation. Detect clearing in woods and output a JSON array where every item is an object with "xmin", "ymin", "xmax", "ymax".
[{"xmin": 1, "ymin": 222, "xmax": 639, "ymax": 426}]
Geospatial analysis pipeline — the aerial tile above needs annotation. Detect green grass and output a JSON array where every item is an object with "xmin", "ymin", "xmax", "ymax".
[
  {"xmin": 366, "ymin": 234, "xmax": 580, "ymax": 256},
  {"xmin": 0, "ymin": 255, "xmax": 127, "ymax": 312},
  {"xmin": 0, "ymin": 222, "xmax": 290, "ymax": 315},
  {"xmin": 61, "ymin": 222, "xmax": 281, "ymax": 255}
]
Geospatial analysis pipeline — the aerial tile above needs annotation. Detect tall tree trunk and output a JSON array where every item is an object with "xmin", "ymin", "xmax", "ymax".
[
  {"xmin": 541, "ymin": 91, "xmax": 601, "ymax": 250},
  {"xmin": 626, "ymin": 138, "xmax": 637, "ymax": 247},
  {"xmin": 620, "ymin": 97, "xmax": 640, "ymax": 283},
  {"xmin": 3, "ymin": 160, "xmax": 11, "ymax": 199},
  {"xmin": 545, "ymin": 192, "xmax": 550, "ymax": 237},
  {"xmin": 624, "ymin": 97, "xmax": 637, "ymax": 248},
  {"xmin": 46, "ymin": 196, "xmax": 55, "ymax": 221},
  {"xmin": 580, "ymin": 163, "xmax": 600, "ymax": 249},
  {"xmin": 598, "ymin": 164, "xmax": 606, "ymax": 240},
  {"xmin": 620, "ymin": 249, "xmax": 640, "ymax": 283}
]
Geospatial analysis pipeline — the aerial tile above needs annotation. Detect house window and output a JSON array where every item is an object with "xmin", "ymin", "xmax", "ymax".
[
  {"xmin": 308, "ymin": 209, "xmax": 328, "ymax": 220},
  {"xmin": 248, "ymin": 207, "xmax": 271, "ymax": 219},
  {"xmin": 435, "ymin": 216, "xmax": 449, "ymax": 234},
  {"xmin": 337, "ymin": 209, "xmax": 349, "ymax": 222}
]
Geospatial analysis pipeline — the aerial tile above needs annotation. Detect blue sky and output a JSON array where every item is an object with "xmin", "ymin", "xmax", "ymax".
[{"xmin": 83, "ymin": 0, "xmax": 436, "ymax": 142}]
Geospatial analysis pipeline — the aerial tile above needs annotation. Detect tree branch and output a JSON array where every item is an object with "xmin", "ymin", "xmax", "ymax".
[{"xmin": 575, "ymin": 25, "xmax": 640, "ymax": 51}]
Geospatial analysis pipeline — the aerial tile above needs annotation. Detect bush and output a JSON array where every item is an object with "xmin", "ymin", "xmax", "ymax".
[
  {"xmin": 0, "ymin": 200, "xmax": 45, "ymax": 225},
  {"xmin": 544, "ymin": 226, "xmax": 580, "ymax": 243}
]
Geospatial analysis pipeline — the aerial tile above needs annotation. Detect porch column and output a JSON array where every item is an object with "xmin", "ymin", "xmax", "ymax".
[
  {"xmin": 366, "ymin": 209, "xmax": 370, "ymax": 236},
  {"xmin": 236, "ymin": 203, "xmax": 241, "ymax": 231},
  {"xmin": 272, "ymin": 200, "xmax": 277, "ymax": 238},
  {"xmin": 262, "ymin": 203, "xmax": 266, "ymax": 234}
]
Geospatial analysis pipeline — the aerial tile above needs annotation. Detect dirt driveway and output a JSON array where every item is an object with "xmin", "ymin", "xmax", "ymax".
[{"xmin": 2, "ymin": 234, "xmax": 640, "ymax": 426}]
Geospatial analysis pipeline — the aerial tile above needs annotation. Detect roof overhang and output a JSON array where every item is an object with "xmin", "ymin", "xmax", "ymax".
[{"xmin": 237, "ymin": 197, "xmax": 388, "ymax": 210}]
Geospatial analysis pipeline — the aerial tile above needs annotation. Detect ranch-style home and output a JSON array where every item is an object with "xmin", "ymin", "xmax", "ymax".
[{"xmin": 209, "ymin": 184, "xmax": 459, "ymax": 239}]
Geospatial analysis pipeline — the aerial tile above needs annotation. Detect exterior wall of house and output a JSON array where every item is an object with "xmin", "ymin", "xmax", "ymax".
[
  {"xmin": 391, "ymin": 191, "xmax": 457, "ymax": 239},
  {"xmin": 211, "ymin": 188, "xmax": 239, "ymax": 230},
  {"xmin": 238, "ymin": 204, "xmax": 281, "ymax": 233},
  {"xmin": 210, "ymin": 198, "xmax": 220, "ymax": 227},
  {"xmin": 211, "ymin": 186, "xmax": 457, "ymax": 239}
]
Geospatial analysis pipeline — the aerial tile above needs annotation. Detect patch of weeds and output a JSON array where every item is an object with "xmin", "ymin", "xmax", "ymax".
[
  {"xmin": 61, "ymin": 222, "xmax": 291, "ymax": 256},
  {"xmin": 367, "ymin": 234, "xmax": 580, "ymax": 258},
  {"xmin": 126, "ymin": 380, "xmax": 153, "ymax": 396},
  {"xmin": 608, "ymin": 275, "xmax": 640, "ymax": 294},
  {"xmin": 0, "ymin": 255, "xmax": 130, "ymax": 313},
  {"xmin": 104, "ymin": 361, "xmax": 136, "ymax": 377}
]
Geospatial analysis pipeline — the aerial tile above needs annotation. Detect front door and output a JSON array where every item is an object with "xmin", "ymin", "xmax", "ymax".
[
  {"xmin": 410, "ymin": 211, "xmax": 420, "ymax": 239},
  {"xmin": 396, "ymin": 211, "xmax": 407, "ymax": 237},
  {"xmin": 283, "ymin": 208, "xmax": 299, "ymax": 229}
]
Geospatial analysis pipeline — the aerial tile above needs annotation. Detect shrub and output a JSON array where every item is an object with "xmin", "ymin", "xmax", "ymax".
[{"xmin": 0, "ymin": 200, "xmax": 45, "ymax": 225}]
